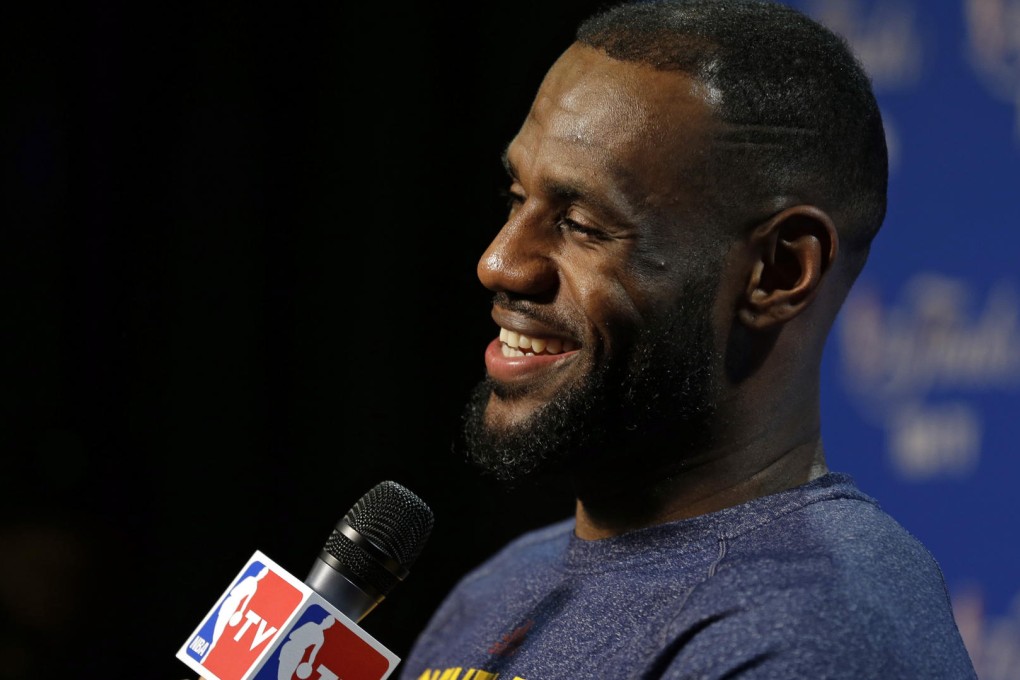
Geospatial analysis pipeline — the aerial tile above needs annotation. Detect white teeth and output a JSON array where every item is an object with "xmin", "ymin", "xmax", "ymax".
[
  {"xmin": 501, "ymin": 344, "xmax": 525, "ymax": 358},
  {"xmin": 497, "ymin": 328, "xmax": 575, "ymax": 355}
]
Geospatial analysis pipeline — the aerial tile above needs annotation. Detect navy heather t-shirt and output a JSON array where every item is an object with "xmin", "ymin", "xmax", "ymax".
[{"xmin": 398, "ymin": 473, "xmax": 977, "ymax": 679}]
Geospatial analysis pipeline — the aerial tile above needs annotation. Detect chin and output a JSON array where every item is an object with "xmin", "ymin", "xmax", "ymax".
[
  {"xmin": 459, "ymin": 376, "xmax": 608, "ymax": 483},
  {"xmin": 481, "ymin": 391, "xmax": 549, "ymax": 433}
]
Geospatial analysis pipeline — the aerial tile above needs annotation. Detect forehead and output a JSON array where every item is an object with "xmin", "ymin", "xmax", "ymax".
[{"xmin": 509, "ymin": 44, "xmax": 717, "ymax": 213}]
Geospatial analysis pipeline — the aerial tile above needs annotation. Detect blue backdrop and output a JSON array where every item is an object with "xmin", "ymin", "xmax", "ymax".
[{"xmin": 785, "ymin": 1, "xmax": 1020, "ymax": 677}]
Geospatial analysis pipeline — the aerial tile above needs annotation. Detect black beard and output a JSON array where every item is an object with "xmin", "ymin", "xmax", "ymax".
[{"xmin": 457, "ymin": 274, "xmax": 720, "ymax": 484}]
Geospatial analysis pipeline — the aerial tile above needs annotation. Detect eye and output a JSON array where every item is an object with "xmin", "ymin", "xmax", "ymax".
[
  {"xmin": 497, "ymin": 187, "xmax": 609, "ymax": 242},
  {"xmin": 558, "ymin": 215, "xmax": 608, "ymax": 242}
]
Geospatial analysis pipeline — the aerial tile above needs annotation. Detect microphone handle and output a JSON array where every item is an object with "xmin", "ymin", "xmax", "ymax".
[{"xmin": 305, "ymin": 556, "xmax": 382, "ymax": 623}]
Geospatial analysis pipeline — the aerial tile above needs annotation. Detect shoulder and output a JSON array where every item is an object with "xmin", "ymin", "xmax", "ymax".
[
  {"xmin": 711, "ymin": 484, "xmax": 955, "ymax": 627},
  {"xmin": 713, "ymin": 472, "xmax": 946, "ymax": 582},
  {"xmin": 658, "ymin": 485, "xmax": 975, "ymax": 678}
]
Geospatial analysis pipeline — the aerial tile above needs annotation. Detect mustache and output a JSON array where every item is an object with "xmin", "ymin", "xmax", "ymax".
[{"xmin": 489, "ymin": 292, "xmax": 577, "ymax": 332}]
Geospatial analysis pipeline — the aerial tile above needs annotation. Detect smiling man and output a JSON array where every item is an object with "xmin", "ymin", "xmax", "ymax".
[{"xmin": 399, "ymin": 1, "xmax": 977, "ymax": 678}]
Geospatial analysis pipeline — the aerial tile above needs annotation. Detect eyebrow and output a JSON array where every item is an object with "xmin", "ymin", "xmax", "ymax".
[{"xmin": 501, "ymin": 147, "xmax": 596, "ymax": 207}]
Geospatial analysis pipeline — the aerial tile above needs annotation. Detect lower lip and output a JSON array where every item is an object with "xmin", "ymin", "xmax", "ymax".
[{"xmin": 483, "ymin": 338, "xmax": 579, "ymax": 383}]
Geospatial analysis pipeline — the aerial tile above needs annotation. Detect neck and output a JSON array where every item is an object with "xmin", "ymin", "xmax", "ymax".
[{"xmin": 570, "ymin": 411, "xmax": 828, "ymax": 540}]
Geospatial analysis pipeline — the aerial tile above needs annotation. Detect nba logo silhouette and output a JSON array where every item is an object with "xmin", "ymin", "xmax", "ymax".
[
  {"xmin": 178, "ymin": 550, "xmax": 399, "ymax": 680},
  {"xmin": 252, "ymin": 604, "xmax": 392, "ymax": 680},
  {"xmin": 181, "ymin": 555, "xmax": 305, "ymax": 679}
]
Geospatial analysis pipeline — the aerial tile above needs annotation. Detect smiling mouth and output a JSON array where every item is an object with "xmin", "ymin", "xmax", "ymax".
[{"xmin": 499, "ymin": 327, "xmax": 579, "ymax": 357}]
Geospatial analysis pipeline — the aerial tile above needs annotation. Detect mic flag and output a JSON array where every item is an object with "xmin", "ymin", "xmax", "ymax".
[{"xmin": 176, "ymin": 549, "xmax": 400, "ymax": 680}]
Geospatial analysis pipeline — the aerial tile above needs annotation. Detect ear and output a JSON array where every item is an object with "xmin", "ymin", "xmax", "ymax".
[{"xmin": 737, "ymin": 205, "xmax": 838, "ymax": 330}]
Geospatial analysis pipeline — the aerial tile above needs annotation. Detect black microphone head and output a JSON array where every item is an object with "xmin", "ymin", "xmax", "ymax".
[{"xmin": 321, "ymin": 480, "xmax": 434, "ymax": 598}]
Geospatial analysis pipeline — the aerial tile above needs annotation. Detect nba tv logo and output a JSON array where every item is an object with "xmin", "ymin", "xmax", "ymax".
[{"xmin": 186, "ymin": 560, "xmax": 303, "ymax": 679}]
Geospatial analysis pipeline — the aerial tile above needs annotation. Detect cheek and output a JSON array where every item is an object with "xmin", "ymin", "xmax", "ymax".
[
  {"xmin": 557, "ymin": 231, "xmax": 722, "ymax": 342},
  {"xmin": 563, "ymin": 254, "xmax": 666, "ymax": 347},
  {"xmin": 564, "ymin": 243, "xmax": 638, "ymax": 297}
]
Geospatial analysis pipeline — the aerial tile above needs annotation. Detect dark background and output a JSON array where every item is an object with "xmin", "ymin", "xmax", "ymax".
[{"xmin": 1, "ymin": 2, "xmax": 609, "ymax": 678}]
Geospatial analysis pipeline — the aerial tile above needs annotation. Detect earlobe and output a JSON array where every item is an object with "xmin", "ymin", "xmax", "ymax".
[{"xmin": 738, "ymin": 205, "xmax": 838, "ymax": 330}]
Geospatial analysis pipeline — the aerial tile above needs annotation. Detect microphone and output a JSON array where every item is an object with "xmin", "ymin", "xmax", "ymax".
[
  {"xmin": 177, "ymin": 480, "xmax": 434, "ymax": 680},
  {"xmin": 306, "ymin": 479, "xmax": 435, "ymax": 623}
]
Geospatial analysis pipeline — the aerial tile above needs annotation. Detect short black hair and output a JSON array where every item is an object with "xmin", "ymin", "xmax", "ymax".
[{"xmin": 577, "ymin": 0, "xmax": 888, "ymax": 275}]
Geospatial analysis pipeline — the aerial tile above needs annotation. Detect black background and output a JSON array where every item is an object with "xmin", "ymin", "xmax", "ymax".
[{"xmin": 1, "ymin": 2, "xmax": 609, "ymax": 678}]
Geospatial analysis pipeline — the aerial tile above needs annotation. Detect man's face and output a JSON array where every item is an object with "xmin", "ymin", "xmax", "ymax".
[{"xmin": 461, "ymin": 44, "xmax": 727, "ymax": 482}]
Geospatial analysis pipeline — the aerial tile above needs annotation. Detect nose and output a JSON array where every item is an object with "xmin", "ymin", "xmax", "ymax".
[{"xmin": 477, "ymin": 216, "xmax": 558, "ymax": 297}]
